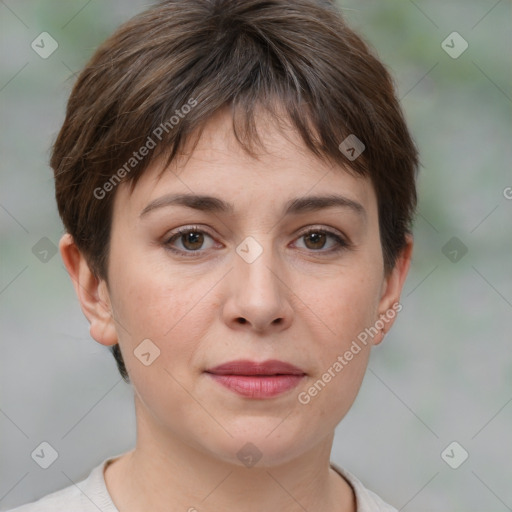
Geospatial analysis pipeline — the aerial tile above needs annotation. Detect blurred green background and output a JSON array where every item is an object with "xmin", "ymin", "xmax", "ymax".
[{"xmin": 1, "ymin": 1, "xmax": 511, "ymax": 510}]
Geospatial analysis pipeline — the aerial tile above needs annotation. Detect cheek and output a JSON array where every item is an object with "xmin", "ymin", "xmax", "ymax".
[
  {"xmin": 108, "ymin": 258, "xmax": 213, "ymax": 368},
  {"xmin": 293, "ymin": 269, "xmax": 381, "ymax": 416},
  {"xmin": 109, "ymin": 267, "xmax": 214, "ymax": 421},
  {"xmin": 301, "ymin": 268, "xmax": 381, "ymax": 347}
]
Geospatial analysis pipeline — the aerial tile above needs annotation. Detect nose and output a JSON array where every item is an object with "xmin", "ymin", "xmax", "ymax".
[{"xmin": 221, "ymin": 240, "xmax": 293, "ymax": 334}]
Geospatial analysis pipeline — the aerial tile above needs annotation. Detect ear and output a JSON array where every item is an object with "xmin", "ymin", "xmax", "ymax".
[
  {"xmin": 373, "ymin": 234, "xmax": 413, "ymax": 345},
  {"xmin": 59, "ymin": 233, "xmax": 118, "ymax": 346}
]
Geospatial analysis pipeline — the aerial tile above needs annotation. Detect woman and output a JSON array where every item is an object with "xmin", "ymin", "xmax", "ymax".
[{"xmin": 9, "ymin": 0, "xmax": 418, "ymax": 510}]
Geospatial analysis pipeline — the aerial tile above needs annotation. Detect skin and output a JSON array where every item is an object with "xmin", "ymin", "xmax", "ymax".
[{"xmin": 60, "ymin": 107, "xmax": 412, "ymax": 512}]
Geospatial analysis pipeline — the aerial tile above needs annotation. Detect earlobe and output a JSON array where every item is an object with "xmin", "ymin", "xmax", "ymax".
[
  {"xmin": 59, "ymin": 233, "xmax": 118, "ymax": 346},
  {"xmin": 374, "ymin": 234, "xmax": 413, "ymax": 345}
]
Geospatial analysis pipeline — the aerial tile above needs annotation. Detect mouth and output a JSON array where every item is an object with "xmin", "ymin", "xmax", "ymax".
[{"xmin": 205, "ymin": 359, "xmax": 306, "ymax": 399}]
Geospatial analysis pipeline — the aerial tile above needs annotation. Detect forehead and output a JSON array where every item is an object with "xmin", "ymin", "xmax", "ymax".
[{"xmin": 114, "ymin": 108, "xmax": 378, "ymax": 221}]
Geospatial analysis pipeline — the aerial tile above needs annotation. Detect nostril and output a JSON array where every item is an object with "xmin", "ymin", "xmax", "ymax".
[{"xmin": 237, "ymin": 318, "xmax": 247, "ymax": 324}]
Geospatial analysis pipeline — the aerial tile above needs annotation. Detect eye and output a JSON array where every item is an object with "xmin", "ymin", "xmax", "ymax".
[
  {"xmin": 164, "ymin": 226, "xmax": 217, "ymax": 256},
  {"xmin": 294, "ymin": 228, "xmax": 349, "ymax": 253},
  {"xmin": 163, "ymin": 225, "xmax": 350, "ymax": 257}
]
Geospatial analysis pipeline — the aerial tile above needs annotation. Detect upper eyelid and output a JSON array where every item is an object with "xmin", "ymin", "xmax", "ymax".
[
  {"xmin": 295, "ymin": 225, "xmax": 345, "ymax": 237},
  {"xmin": 166, "ymin": 225, "xmax": 346, "ymax": 240}
]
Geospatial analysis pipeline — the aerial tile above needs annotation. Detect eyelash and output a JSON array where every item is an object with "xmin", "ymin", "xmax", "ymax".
[{"xmin": 163, "ymin": 225, "xmax": 351, "ymax": 258}]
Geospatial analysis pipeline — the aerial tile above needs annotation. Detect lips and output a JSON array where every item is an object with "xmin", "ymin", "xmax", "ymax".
[
  {"xmin": 206, "ymin": 359, "xmax": 306, "ymax": 376},
  {"xmin": 205, "ymin": 359, "xmax": 306, "ymax": 399}
]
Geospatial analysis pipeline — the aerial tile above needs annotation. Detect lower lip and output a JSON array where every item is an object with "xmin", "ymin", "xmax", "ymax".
[{"xmin": 207, "ymin": 374, "xmax": 305, "ymax": 398}]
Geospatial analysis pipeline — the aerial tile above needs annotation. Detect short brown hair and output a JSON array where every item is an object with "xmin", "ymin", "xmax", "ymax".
[{"xmin": 51, "ymin": 0, "xmax": 419, "ymax": 383}]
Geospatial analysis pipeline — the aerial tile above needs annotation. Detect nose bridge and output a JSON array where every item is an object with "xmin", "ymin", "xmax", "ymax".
[
  {"xmin": 226, "ymin": 234, "xmax": 292, "ymax": 331},
  {"xmin": 235, "ymin": 234, "xmax": 282, "ymax": 299}
]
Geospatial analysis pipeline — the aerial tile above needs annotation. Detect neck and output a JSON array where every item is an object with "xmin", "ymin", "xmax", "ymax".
[{"xmin": 105, "ymin": 398, "xmax": 356, "ymax": 512}]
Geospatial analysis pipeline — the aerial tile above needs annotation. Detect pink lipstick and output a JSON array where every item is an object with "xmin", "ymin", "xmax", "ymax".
[{"xmin": 205, "ymin": 359, "xmax": 306, "ymax": 399}]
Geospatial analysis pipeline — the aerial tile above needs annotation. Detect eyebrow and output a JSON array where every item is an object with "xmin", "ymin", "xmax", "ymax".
[{"xmin": 139, "ymin": 193, "xmax": 366, "ymax": 219}]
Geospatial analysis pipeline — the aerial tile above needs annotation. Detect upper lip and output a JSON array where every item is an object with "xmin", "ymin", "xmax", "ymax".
[{"xmin": 206, "ymin": 359, "xmax": 306, "ymax": 376}]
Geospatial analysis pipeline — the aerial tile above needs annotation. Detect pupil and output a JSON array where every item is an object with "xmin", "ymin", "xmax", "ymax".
[
  {"xmin": 184, "ymin": 232, "xmax": 203, "ymax": 249},
  {"xmin": 307, "ymin": 232, "xmax": 325, "ymax": 249}
]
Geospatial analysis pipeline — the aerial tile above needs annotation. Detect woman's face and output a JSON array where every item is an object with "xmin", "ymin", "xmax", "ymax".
[{"xmin": 101, "ymin": 108, "xmax": 410, "ymax": 466}]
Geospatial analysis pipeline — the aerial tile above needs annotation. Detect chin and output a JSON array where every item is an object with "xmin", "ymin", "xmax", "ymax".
[{"xmin": 201, "ymin": 418, "xmax": 316, "ymax": 469}]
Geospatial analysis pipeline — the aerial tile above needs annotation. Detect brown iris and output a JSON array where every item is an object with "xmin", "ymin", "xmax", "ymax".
[
  {"xmin": 181, "ymin": 231, "xmax": 205, "ymax": 250},
  {"xmin": 303, "ymin": 232, "xmax": 327, "ymax": 250}
]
